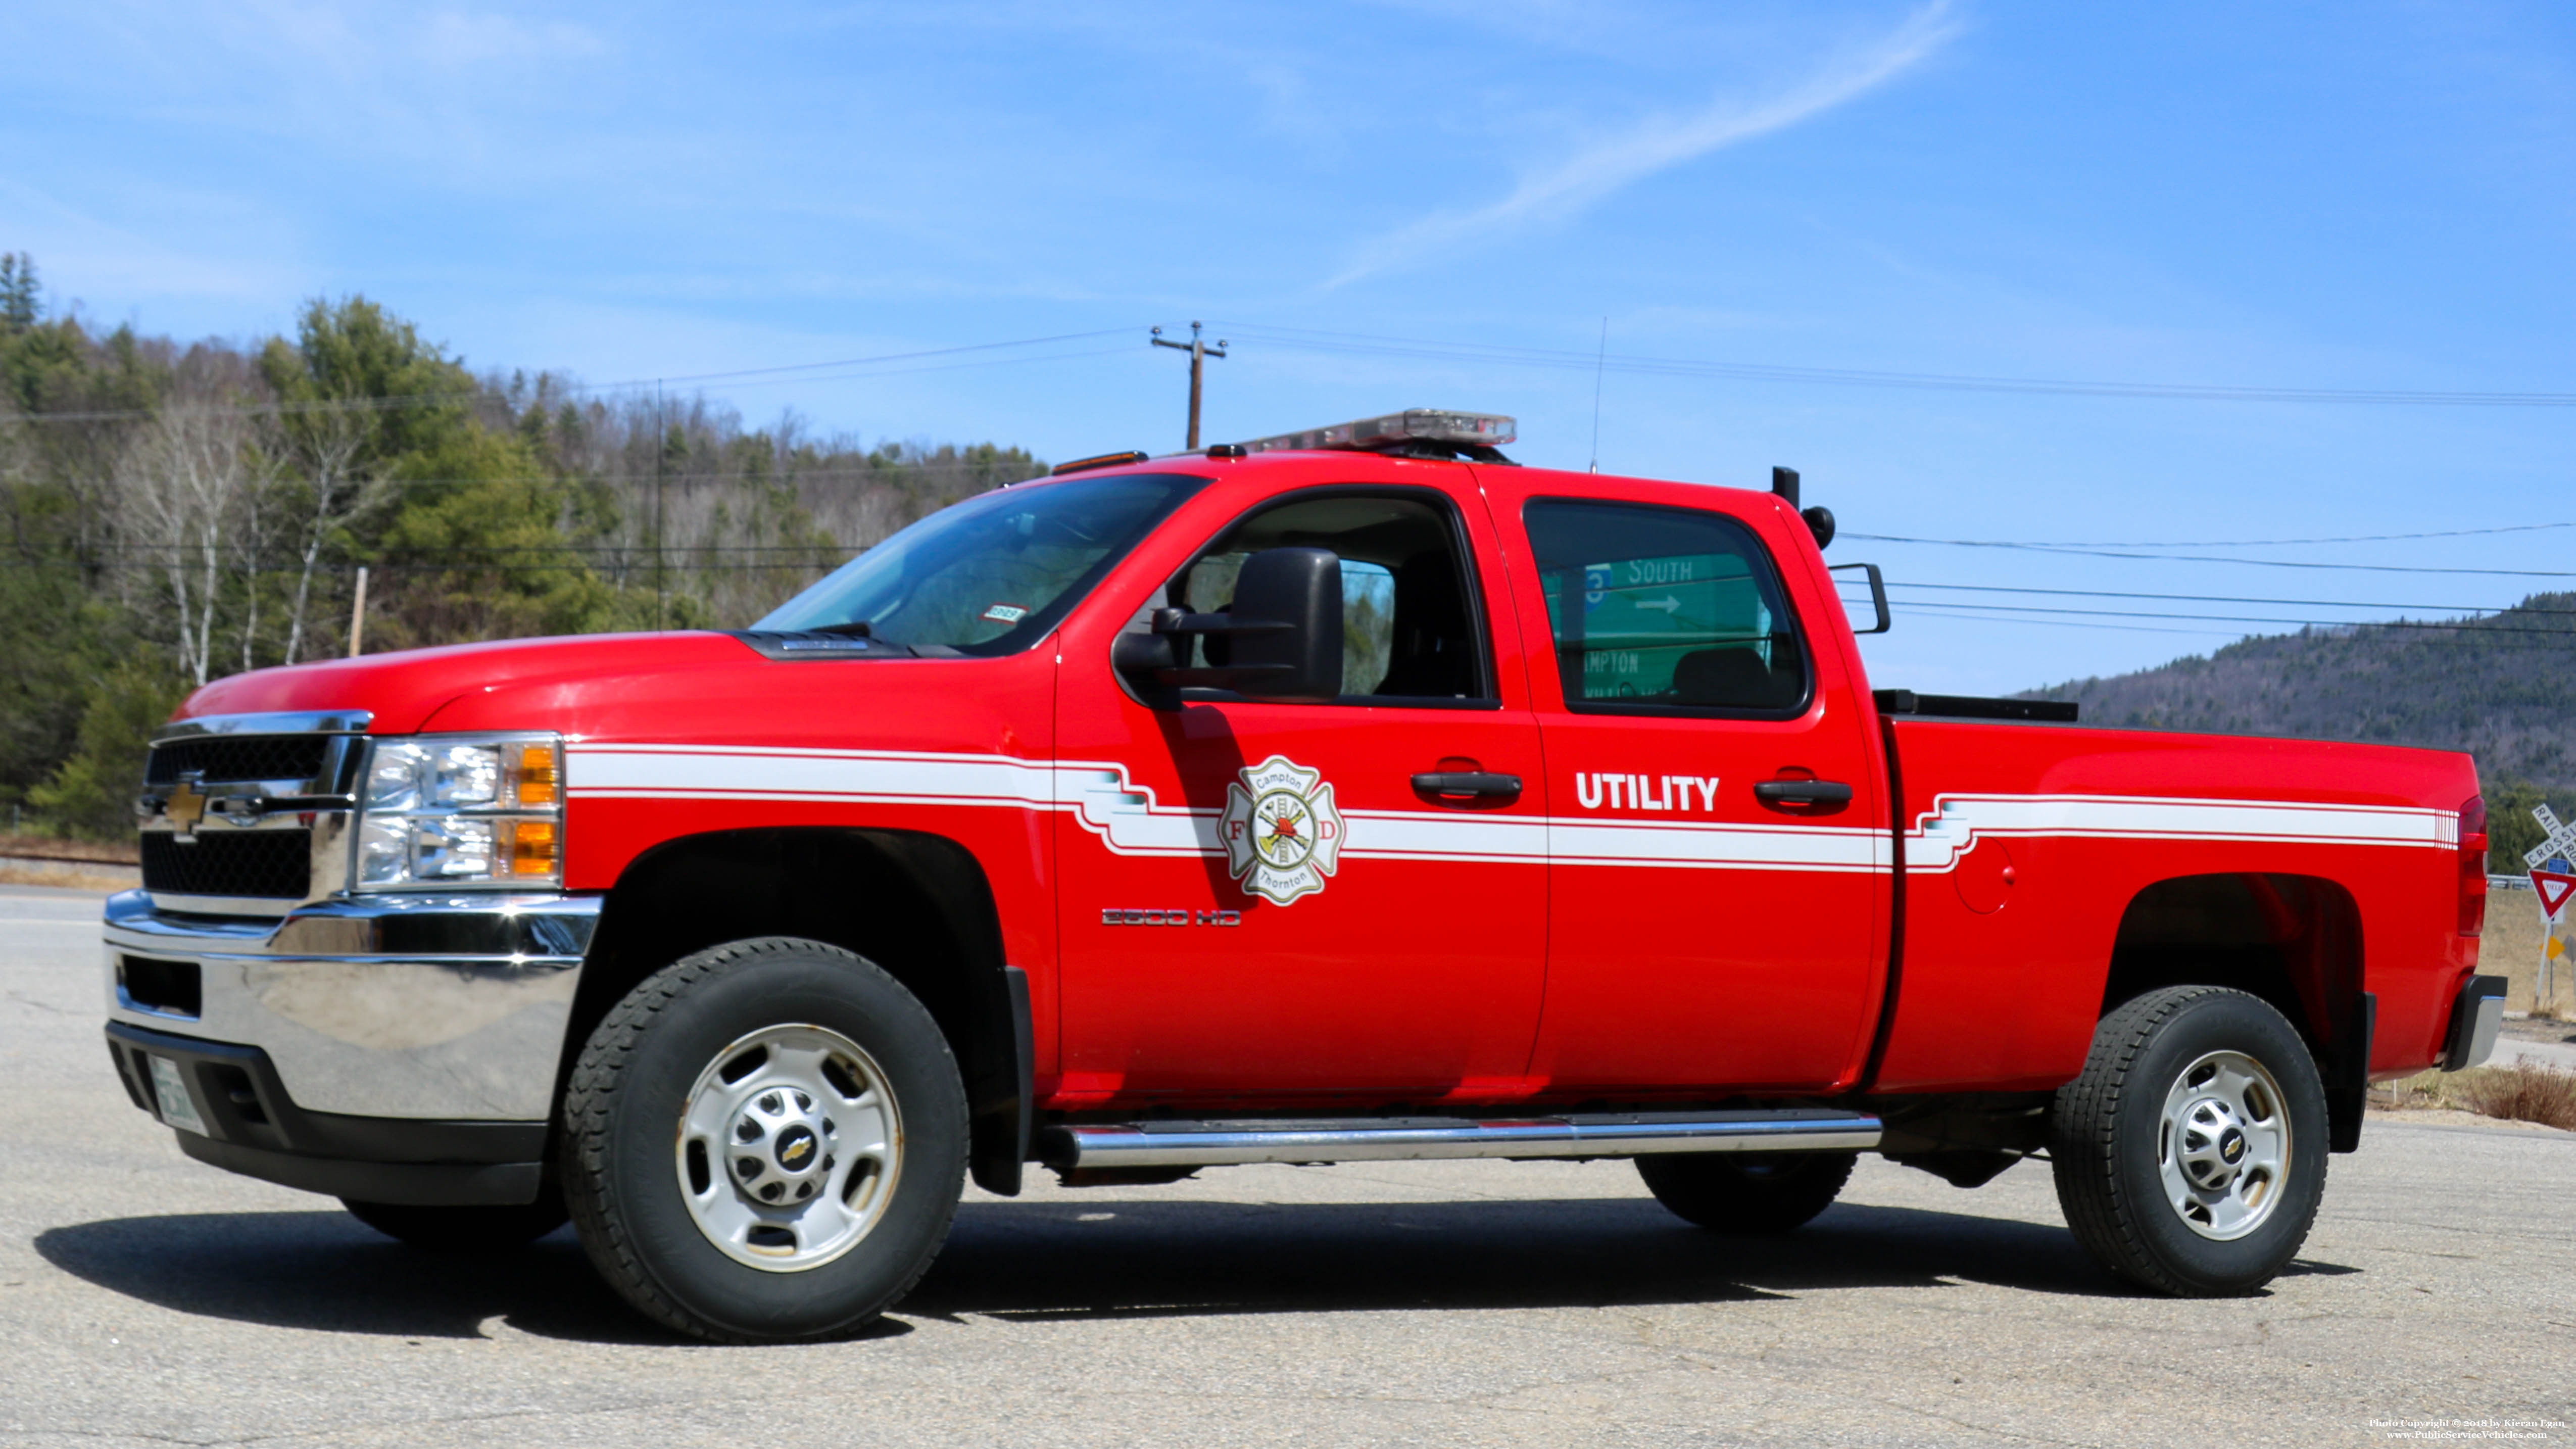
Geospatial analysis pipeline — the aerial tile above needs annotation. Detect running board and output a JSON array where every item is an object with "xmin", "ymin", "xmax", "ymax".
[{"xmin": 1039, "ymin": 1109, "xmax": 1883, "ymax": 1171}]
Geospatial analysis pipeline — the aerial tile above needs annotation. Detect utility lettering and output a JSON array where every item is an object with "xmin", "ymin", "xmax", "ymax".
[{"xmin": 1573, "ymin": 772, "xmax": 1722, "ymax": 811}]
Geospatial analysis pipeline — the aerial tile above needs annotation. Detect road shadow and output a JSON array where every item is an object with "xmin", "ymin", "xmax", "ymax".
[
  {"xmin": 32, "ymin": 1212, "xmax": 694, "ymax": 1344},
  {"xmin": 908, "ymin": 1195, "xmax": 2134, "ymax": 1322},
  {"xmin": 35, "ymin": 1190, "xmax": 2328, "ymax": 1342}
]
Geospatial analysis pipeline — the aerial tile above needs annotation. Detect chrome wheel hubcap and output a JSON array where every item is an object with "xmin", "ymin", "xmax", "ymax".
[
  {"xmin": 2157, "ymin": 1049, "xmax": 2289, "ymax": 1241},
  {"xmin": 676, "ymin": 1024, "xmax": 901, "ymax": 1273}
]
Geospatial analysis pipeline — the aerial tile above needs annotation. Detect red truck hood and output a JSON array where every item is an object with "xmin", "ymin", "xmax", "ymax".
[{"xmin": 177, "ymin": 633, "xmax": 753, "ymax": 735}]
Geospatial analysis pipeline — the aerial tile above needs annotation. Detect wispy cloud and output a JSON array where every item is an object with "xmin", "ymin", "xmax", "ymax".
[
  {"xmin": 1324, "ymin": 2, "xmax": 1960, "ymax": 288},
  {"xmin": 417, "ymin": 10, "xmax": 608, "ymax": 67}
]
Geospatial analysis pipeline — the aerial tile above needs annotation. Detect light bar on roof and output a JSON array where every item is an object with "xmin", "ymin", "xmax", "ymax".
[{"xmin": 1235, "ymin": 409, "xmax": 1516, "ymax": 455}]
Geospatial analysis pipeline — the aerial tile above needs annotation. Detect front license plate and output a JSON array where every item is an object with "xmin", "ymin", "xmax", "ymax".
[{"xmin": 148, "ymin": 1055, "xmax": 207, "ymax": 1136}]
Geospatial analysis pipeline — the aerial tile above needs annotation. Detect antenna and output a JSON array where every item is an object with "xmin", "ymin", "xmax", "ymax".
[{"xmin": 1588, "ymin": 317, "xmax": 1608, "ymax": 473}]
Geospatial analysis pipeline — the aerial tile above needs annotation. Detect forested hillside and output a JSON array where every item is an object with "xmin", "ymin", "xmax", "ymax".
[
  {"xmin": 0, "ymin": 255, "xmax": 1045, "ymax": 838},
  {"xmin": 2024, "ymin": 596, "xmax": 2576, "ymax": 867}
]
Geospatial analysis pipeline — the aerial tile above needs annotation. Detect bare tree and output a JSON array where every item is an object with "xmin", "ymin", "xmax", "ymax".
[
  {"xmin": 275, "ymin": 404, "xmax": 384, "ymax": 664},
  {"xmin": 119, "ymin": 397, "xmax": 262, "ymax": 686}
]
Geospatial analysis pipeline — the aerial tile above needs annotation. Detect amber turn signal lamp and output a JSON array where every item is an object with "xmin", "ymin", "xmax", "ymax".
[
  {"xmin": 511, "ymin": 819, "xmax": 558, "ymax": 876},
  {"xmin": 516, "ymin": 744, "xmax": 558, "ymax": 806}
]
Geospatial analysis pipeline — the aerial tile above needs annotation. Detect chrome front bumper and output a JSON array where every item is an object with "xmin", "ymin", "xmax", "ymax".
[{"xmin": 102, "ymin": 889, "xmax": 597, "ymax": 1121}]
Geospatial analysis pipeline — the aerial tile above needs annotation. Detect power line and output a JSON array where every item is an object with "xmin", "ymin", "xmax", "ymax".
[
  {"xmin": 1853, "ymin": 598, "xmax": 2576, "ymax": 634},
  {"xmin": 1871, "ymin": 521, "xmax": 2576, "ymax": 548},
  {"xmin": 20, "ymin": 459, "xmax": 1052, "ymax": 492},
  {"xmin": 1883, "ymin": 606, "xmax": 2253, "ymax": 639},
  {"xmin": 1208, "ymin": 321, "xmax": 2576, "ymax": 408},
  {"xmin": 1884, "ymin": 604, "xmax": 2576, "ymax": 654},
  {"xmin": 26, "ymin": 312, "xmax": 2576, "ymax": 431},
  {"xmin": 0, "ymin": 559, "xmax": 842, "ymax": 574},
  {"xmin": 599, "ymin": 329, "xmax": 1135, "ymax": 391},
  {"xmin": 0, "ymin": 331, "xmax": 1147, "ymax": 425},
  {"xmin": 1860, "ymin": 581, "xmax": 2576, "ymax": 614},
  {"xmin": 1842, "ymin": 535, "xmax": 2576, "ymax": 577},
  {"xmin": 46, "ymin": 543, "xmax": 854, "ymax": 555},
  {"xmin": 631, "ymin": 343, "xmax": 1143, "ymax": 398}
]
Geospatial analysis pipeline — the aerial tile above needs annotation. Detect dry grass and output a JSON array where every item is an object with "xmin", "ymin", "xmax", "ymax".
[
  {"xmin": 2457, "ymin": 1063, "xmax": 2576, "ymax": 1130},
  {"xmin": 0, "ymin": 832, "xmax": 137, "ymax": 865},
  {"xmin": 2381, "ymin": 1063, "xmax": 2576, "ymax": 1130}
]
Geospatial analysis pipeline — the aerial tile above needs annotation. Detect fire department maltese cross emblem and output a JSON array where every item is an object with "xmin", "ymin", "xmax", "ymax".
[{"xmin": 1221, "ymin": 755, "xmax": 1345, "ymax": 906}]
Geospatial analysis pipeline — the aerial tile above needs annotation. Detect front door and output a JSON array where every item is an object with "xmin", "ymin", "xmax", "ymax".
[
  {"xmin": 1053, "ymin": 482, "xmax": 1549, "ymax": 1104},
  {"xmin": 1500, "ymin": 486, "xmax": 1888, "ymax": 1094}
]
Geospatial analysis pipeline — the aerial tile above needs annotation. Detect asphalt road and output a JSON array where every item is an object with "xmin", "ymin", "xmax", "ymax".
[{"xmin": 4, "ymin": 882, "xmax": 2571, "ymax": 1448}]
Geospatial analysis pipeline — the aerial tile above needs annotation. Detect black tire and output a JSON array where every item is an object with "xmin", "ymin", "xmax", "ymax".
[
  {"xmin": 1636, "ymin": 1150, "xmax": 1857, "ymax": 1234},
  {"xmin": 2049, "ymin": 985, "xmax": 2327, "ymax": 1296},
  {"xmin": 559, "ymin": 937, "xmax": 968, "ymax": 1342},
  {"xmin": 342, "ymin": 1191, "xmax": 568, "ymax": 1251}
]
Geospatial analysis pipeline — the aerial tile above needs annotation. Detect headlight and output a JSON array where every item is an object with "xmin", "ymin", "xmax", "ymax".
[{"xmin": 357, "ymin": 735, "xmax": 563, "ymax": 888}]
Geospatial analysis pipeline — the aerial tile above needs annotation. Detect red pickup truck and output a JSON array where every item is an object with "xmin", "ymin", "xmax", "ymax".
[{"xmin": 104, "ymin": 410, "xmax": 2506, "ymax": 1342}]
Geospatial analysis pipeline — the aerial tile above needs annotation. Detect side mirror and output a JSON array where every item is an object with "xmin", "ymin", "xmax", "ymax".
[
  {"xmin": 1113, "ymin": 546, "xmax": 1344, "ymax": 705},
  {"xmin": 1228, "ymin": 547, "xmax": 1343, "ymax": 701}
]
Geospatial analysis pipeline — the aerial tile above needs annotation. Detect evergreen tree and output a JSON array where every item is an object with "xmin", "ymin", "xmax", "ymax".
[{"xmin": 0, "ymin": 253, "xmax": 37, "ymax": 332}]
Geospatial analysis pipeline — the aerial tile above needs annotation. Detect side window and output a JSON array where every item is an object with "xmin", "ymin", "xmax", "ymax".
[
  {"xmin": 1175, "ymin": 492, "xmax": 1491, "ymax": 703},
  {"xmin": 1523, "ymin": 498, "xmax": 1810, "ymax": 714}
]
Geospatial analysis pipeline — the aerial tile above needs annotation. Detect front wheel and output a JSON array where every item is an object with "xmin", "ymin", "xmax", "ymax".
[
  {"xmin": 1637, "ymin": 1150, "xmax": 1857, "ymax": 1234},
  {"xmin": 2049, "ymin": 986, "xmax": 2328, "ymax": 1296},
  {"xmin": 559, "ymin": 937, "xmax": 968, "ymax": 1342}
]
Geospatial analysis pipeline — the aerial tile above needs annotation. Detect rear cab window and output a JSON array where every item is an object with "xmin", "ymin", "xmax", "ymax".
[{"xmin": 1522, "ymin": 498, "xmax": 1811, "ymax": 716}]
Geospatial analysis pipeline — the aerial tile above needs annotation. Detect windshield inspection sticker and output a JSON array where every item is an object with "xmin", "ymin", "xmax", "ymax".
[
  {"xmin": 981, "ymin": 603, "xmax": 1030, "ymax": 624},
  {"xmin": 1222, "ymin": 755, "xmax": 1344, "ymax": 906}
]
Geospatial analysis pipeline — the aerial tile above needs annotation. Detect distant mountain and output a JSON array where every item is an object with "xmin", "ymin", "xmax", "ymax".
[{"xmin": 2023, "ymin": 593, "xmax": 2576, "ymax": 793}]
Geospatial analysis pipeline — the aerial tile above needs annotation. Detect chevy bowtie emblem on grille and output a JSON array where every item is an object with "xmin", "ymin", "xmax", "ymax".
[
  {"xmin": 164, "ymin": 779, "xmax": 208, "ymax": 840},
  {"xmin": 1221, "ymin": 755, "xmax": 1344, "ymax": 906}
]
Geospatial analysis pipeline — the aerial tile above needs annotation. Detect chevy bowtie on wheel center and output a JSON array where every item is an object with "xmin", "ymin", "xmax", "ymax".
[{"xmin": 104, "ymin": 411, "xmax": 2507, "ymax": 1339}]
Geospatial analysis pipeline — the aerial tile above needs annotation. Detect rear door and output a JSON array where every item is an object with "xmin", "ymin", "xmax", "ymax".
[{"xmin": 1491, "ymin": 478, "xmax": 1888, "ymax": 1093}]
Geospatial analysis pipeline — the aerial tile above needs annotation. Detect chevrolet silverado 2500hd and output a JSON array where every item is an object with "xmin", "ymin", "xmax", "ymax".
[{"xmin": 103, "ymin": 409, "xmax": 2508, "ymax": 1341}]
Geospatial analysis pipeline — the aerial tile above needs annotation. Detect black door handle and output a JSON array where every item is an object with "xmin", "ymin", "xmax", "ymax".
[
  {"xmin": 1412, "ymin": 771, "xmax": 1523, "ymax": 801},
  {"xmin": 1754, "ymin": 779, "xmax": 1855, "ymax": 805}
]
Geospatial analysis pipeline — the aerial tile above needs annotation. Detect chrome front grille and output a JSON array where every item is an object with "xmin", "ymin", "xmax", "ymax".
[
  {"xmin": 140, "ymin": 830, "xmax": 317, "ymax": 899},
  {"xmin": 145, "ymin": 735, "xmax": 333, "ymax": 785},
  {"xmin": 137, "ymin": 711, "xmax": 372, "ymax": 915}
]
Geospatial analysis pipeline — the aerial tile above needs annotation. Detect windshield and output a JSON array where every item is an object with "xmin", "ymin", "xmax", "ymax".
[{"xmin": 754, "ymin": 472, "xmax": 1202, "ymax": 653}]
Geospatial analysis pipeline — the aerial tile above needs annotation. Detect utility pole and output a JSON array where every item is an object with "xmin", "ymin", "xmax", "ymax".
[
  {"xmin": 347, "ymin": 566, "xmax": 368, "ymax": 657},
  {"xmin": 1151, "ymin": 322, "xmax": 1228, "ymax": 451}
]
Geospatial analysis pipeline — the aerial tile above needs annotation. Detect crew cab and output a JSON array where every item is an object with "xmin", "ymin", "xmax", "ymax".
[{"xmin": 102, "ymin": 409, "xmax": 2509, "ymax": 1341}]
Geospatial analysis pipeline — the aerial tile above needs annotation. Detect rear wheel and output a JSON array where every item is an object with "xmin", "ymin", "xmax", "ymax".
[
  {"xmin": 1637, "ymin": 1150, "xmax": 1857, "ymax": 1234},
  {"xmin": 342, "ymin": 1192, "xmax": 568, "ymax": 1251},
  {"xmin": 559, "ymin": 937, "xmax": 967, "ymax": 1342},
  {"xmin": 2049, "ymin": 985, "xmax": 2327, "ymax": 1296}
]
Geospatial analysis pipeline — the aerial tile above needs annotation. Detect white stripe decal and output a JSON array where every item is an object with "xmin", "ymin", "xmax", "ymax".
[
  {"xmin": 568, "ymin": 746, "xmax": 2454, "ymax": 876},
  {"xmin": 1551, "ymin": 819, "xmax": 1887, "ymax": 873},
  {"xmin": 1342, "ymin": 809, "xmax": 1548, "ymax": 865},
  {"xmin": 1905, "ymin": 793, "xmax": 2457, "ymax": 874}
]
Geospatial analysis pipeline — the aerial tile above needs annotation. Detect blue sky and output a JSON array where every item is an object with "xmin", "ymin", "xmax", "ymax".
[{"xmin": 8, "ymin": 1, "xmax": 2575, "ymax": 693}]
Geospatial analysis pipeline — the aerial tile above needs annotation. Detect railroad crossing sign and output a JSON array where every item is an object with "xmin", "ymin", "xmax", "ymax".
[
  {"xmin": 2525, "ymin": 804, "xmax": 2576, "ymax": 1009},
  {"xmin": 2525, "ymin": 803, "xmax": 2576, "ymax": 866}
]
